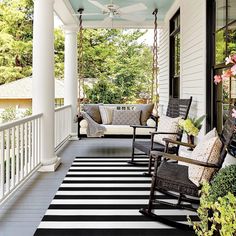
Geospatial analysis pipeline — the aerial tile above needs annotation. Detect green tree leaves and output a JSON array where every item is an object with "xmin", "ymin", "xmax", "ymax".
[{"xmin": 0, "ymin": 1, "xmax": 153, "ymax": 104}]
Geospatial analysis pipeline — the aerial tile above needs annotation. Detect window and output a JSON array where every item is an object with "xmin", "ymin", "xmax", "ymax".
[
  {"xmin": 207, "ymin": 0, "xmax": 236, "ymax": 156},
  {"xmin": 169, "ymin": 10, "xmax": 180, "ymax": 98},
  {"xmin": 214, "ymin": 0, "xmax": 236, "ymax": 131}
]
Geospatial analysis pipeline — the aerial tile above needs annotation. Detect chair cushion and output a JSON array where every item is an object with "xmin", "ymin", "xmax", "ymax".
[
  {"xmin": 188, "ymin": 135, "xmax": 222, "ymax": 186},
  {"xmin": 83, "ymin": 104, "xmax": 102, "ymax": 124},
  {"xmin": 134, "ymin": 140, "xmax": 177, "ymax": 155},
  {"xmin": 99, "ymin": 106, "xmax": 115, "ymax": 125},
  {"xmin": 153, "ymin": 116, "xmax": 181, "ymax": 147},
  {"xmin": 156, "ymin": 161, "xmax": 199, "ymax": 197},
  {"xmin": 112, "ymin": 110, "xmax": 141, "ymax": 125},
  {"xmin": 136, "ymin": 103, "xmax": 154, "ymax": 125}
]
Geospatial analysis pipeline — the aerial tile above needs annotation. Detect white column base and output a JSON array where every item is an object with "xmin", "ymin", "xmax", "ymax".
[
  {"xmin": 38, "ymin": 157, "xmax": 61, "ymax": 172},
  {"xmin": 69, "ymin": 133, "xmax": 79, "ymax": 141}
]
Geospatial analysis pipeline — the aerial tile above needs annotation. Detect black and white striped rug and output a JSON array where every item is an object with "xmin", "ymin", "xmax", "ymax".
[{"xmin": 34, "ymin": 156, "xmax": 196, "ymax": 236}]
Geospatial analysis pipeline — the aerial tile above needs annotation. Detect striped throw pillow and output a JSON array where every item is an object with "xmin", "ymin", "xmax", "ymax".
[{"xmin": 99, "ymin": 106, "xmax": 115, "ymax": 125}]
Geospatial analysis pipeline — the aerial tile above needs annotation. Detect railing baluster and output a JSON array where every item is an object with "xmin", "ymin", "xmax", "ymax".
[
  {"xmin": 32, "ymin": 120, "xmax": 35, "ymax": 168},
  {"xmin": 11, "ymin": 127, "xmax": 15, "ymax": 188},
  {"xmin": 38, "ymin": 118, "xmax": 41, "ymax": 165},
  {"xmin": 0, "ymin": 131, "xmax": 5, "ymax": 198},
  {"xmin": 29, "ymin": 121, "xmax": 32, "ymax": 171},
  {"xmin": 6, "ymin": 129, "xmax": 10, "ymax": 193},
  {"xmin": 25, "ymin": 123, "xmax": 28, "ymax": 176},
  {"xmin": 20, "ymin": 124, "xmax": 24, "ymax": 180},
  {"xmin": 16, "ymin": 126, "xmax": 20, "ymax": 185}
]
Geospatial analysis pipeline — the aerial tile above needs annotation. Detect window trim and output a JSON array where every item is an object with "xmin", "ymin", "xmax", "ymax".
[{"xmin": 169, "ymin": 9, "xmax": 180, "ymax": 98}]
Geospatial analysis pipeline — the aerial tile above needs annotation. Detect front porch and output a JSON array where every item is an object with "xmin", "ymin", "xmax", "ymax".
[{"xmin": 0, "ymin": 138, "xmax": 195, "ymax": 236}]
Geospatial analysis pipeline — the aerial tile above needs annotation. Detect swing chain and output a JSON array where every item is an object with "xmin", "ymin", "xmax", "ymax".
[
  {"xmin": 152, "ymin": 8, "xmax": 158, "ymax": 103},
  {"xmin": 78, "ymin": 8, "xmax": 84, "ymax": 112}
]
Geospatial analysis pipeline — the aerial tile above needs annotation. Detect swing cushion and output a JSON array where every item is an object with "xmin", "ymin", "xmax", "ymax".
[
  {"xmin": 112, "ymin": 110, "xmax": 141, "ymax": 125},
  {"xmin": 136, "ymin": 103, "xmax": 154, "ymax": 125},
  {"xmin": 83, "ymin": 104, "xmax": 102, "ymax": 124}
]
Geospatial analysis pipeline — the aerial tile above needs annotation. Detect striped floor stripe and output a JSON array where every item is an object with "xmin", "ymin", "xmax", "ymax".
[{"xmin": 34, "ymin": 156, "xmax": 196, "ymax": 236}]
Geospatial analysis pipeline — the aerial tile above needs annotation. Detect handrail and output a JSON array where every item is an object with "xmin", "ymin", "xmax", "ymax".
[
  {"xmin": 55, "ymin": 105, "xmax": 71, "ymax": 112},
  {"xmin": 0, "ymin": 113, "xmax": 43, "ymax": 132}
]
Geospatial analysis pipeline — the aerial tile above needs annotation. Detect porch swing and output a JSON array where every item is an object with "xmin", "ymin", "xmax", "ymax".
[{"xmin": 76, "ymin": 8, "xmax": 160, "ymax": 138}]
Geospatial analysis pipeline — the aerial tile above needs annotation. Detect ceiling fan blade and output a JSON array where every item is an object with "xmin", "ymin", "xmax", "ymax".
[
  {"xmin": 119, "ymin": 3, "xmax": 147, "ymax": 14},
  {"xmin": 88, "ymin": 0, "xmax": 108, "ymax": 11},
  {"xmin": 120, "ymin": 14, "xmax": 146, "ymax": 23}
]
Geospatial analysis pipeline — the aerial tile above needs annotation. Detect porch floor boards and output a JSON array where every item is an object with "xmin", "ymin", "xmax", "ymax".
[{"xmin": 0, "ymin": 138, "xmax": 132, "ymax": 236}]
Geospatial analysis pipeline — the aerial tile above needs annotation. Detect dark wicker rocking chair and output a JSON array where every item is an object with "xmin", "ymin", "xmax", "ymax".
[
  {"xmin": 140, "ymin": 111, "xmax": 236, "ymax": 230},
  {"xmin": 128, "ymin": 97, "xmax": 192, "ymax": 175}
]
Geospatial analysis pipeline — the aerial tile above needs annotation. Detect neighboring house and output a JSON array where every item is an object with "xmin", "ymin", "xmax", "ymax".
[{"xmin": 0, "ymin": 77, "xmax": 65, "ymax": 114}]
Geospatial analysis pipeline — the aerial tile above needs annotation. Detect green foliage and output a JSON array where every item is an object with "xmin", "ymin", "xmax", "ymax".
[
  {"xmin": 84, "ymin": 79, "xmax": 122, "ymax": 104},
  {"xmin": 191, "ymin": 182, "xmax": 236, "ymax": 236},
  {"xmin": 0, "ymin": 107, "xmax": 17, "ymax": 122},
  {"xmin": 189, "ymin": 115, "xmax": 206, "ymax": 130},
  {"xmin": 0, "ymin": 0, "xmax": 33, "ymax": 84},
  {"xmin": 0, "ymin": 1, "xmax": 153, "ymax": 104},
  {"xmin": 209, "ymin": 165, "xmax": 236, "ymax": 202},
  {"xmin": 22, "ymin": 107, "xmax": 32, "ymax": 117},
  {"xmin": 81, "ymin": 29, "xmax": 153, "ymax": 104}
]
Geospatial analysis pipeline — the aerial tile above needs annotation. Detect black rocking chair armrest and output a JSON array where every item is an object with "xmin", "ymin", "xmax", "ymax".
[
  {"xmin": 151, "ymin": 151, "xmax": 220, "ymax": 169},
  {"xmin": 150, "ymin": 131, "xmax": 180, "ymax": 136},
  {"xmin": 162, "ymin": 138, "xmax": 196, "ymax": 149}
]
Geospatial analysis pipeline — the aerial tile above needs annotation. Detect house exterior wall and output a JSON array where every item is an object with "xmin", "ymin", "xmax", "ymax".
[{"xmin": 158, "ymin": 0, "xmax": 207, "ymax": 138}]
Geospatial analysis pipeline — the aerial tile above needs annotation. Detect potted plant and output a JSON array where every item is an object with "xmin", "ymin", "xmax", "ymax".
[
  {"xmin": 178, "ymin": 115, "xmax": 205, "ymax": 147},
  {"xmin": 190, "ymin": 165, "xmax": 236, "ymax": 236}
]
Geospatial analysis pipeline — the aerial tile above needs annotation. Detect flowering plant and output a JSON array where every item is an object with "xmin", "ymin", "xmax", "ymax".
[
  {"xmin": 178, "ymin": 115, "xmax": 205, "ymax": 137},
  {"xmin": 214, "ymin": 54, "xmax": 236, "ymax": 85}
]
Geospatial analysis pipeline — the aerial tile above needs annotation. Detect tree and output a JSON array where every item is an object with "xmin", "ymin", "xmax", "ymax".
[
  {"xmin": 0, "ymin": 0, "xmax": 33, "ymax": 84},
  {"xmin": 81, "ymin": 29, "xmax": 153, "ymax": 103},
  {"xmin": 0, "ymin": 0, "xmax": 154, "ymax": 104}
]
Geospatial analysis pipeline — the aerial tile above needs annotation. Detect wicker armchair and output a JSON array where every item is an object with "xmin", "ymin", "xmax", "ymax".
[
  {"xmin": 129, "ymin": 97, "xmax": 192, "ymax": 175},
  {"xmin": 140, "ymin": 111, "xmax": 235, "ymax": 229}
]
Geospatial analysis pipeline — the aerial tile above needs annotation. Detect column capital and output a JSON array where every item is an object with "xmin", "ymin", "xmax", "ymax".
[{"xmin": 62, "ymin": 25, "xmax": 79, "ymax": 34}]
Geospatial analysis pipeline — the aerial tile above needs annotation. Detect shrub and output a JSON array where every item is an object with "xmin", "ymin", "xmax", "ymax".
[
  {"xmin": 210, "ymin": 165, "xmax": 236, "ymax": 202},
  {"xmin": 191, "ymin": 183, "xmax": 236, "ymax": 236},
  {"xmin": 0, "ymin": 107, "xmax": 17, "ymax": 123}
]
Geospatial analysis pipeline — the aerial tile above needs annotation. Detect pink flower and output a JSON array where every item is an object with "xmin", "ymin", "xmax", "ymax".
[
  {"xmin": 232, "ymin": 108, "xmax": 236, "ymax": 118},
  {"xmin": 225, "ymin": 54, "xmax": 236, "ymax": 64},
  {"xmin": 225, "ymin": 56, "xmax": 233, "ymax": 65},
  {"xmin": 231, "ymin": 64, "xmax": 236, "ymax": 76},
  {"xmin": 214, "ymin": 75, "xmax": 222, "ymax": 84},
  {"xmin": 231, "ymin": 54, "xmax": 236, "ymax": 64},
  {"xmin": 222, "ymin": 69, "xmax": 233, "ymax": 80}
]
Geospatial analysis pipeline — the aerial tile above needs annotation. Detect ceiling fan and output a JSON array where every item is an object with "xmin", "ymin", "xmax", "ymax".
[{"xmin": 73, "ymin": 0, "xmax": 148, "ymax": 25}]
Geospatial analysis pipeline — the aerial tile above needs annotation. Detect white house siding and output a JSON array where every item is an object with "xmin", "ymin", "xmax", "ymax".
[{"xmin": 158, "ymin": 0, "xmax": 207, "ymax": 139}]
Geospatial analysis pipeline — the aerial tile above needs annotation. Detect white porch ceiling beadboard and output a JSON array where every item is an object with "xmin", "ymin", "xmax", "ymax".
[{"xmin": 55, "ymin": 0, "xmax": 175, "ymax": 28}]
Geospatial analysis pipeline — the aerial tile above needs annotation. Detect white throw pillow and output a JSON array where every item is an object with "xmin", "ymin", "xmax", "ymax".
[
  {"xmin": 99, "ymin": 106, "xmax": 115, "ymax": 125},
  {"xmin": 188, "ymin": 136, "xmax": 222, "ymax": 186},
  {"xmin": 153, "ymin": 116, "xmax": 181, "ymax": 147},
  {"xmin": 147, "ymin": 118, "xmax": 156, "ymax": 127},
  {"xmin": 201, "ymin": 127, "xmax": 218, "ymax": 143}
]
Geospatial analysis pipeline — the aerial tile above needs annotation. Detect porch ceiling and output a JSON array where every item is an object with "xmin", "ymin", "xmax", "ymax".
[{"xmin": 54, "ymin": 0, "xmax": 175, "ymax": 29}]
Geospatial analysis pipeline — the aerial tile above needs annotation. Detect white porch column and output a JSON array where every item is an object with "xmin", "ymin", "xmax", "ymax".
[
  {"xmin": 32, "ymin": 0, "xmax": 60, "ymax": 171},
  {"xmin": 63, "ymin": 26, "xmax": 78, "ymax": 137}
]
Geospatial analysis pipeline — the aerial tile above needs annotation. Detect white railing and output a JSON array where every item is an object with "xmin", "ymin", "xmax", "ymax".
[
  {"xmin": 55, "ymin": 105, "xmax": 72, "ymax": 150},
  {"xmin": 0, "ymin": 113, "xmax": 43, "ymax": 203}
]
